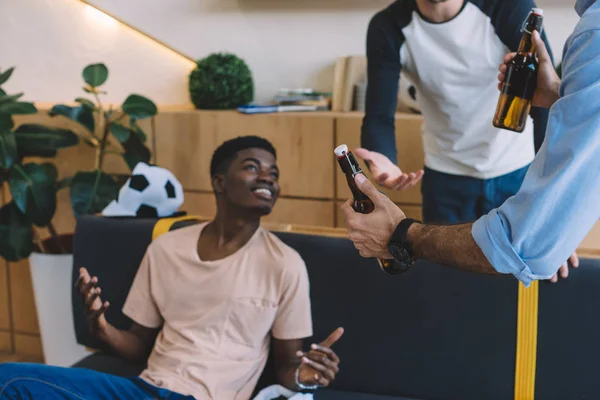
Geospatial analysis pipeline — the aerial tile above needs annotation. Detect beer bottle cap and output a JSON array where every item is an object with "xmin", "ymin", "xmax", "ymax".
[
  {"xmin": 334, "ymin": 144, "xmax": 349, "ymax": 158},
  {"xmin": 532, "ymin": 8, "xmax": 543, "ymax": 15}
]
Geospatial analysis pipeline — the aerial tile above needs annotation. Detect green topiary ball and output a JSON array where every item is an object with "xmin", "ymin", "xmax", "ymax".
[{"xmin": 188, "ymin": 53, "xmax": 254, "ymax": 110}]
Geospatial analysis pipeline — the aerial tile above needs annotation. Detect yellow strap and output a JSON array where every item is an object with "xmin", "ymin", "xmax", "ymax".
[
  {"xmin": 152, "ymin": 215, "xmax": 201, "ymax": 240},
  {"xmin": 514, "ymin": 280, "xmax": 539, "ymax": 400}
]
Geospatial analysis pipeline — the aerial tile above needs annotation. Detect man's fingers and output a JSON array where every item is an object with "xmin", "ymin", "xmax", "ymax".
[
  {"xmin": 390, "ymin": 170, "xmax": 424, "ymax": 190},
  {"xmin": 390, "ymin": 174, "xmax": 410, "ymax": 190},
  {"xmin": 89, "ymin": 301, "xmax": 110, "ymax": 320},
  {"xmin": 80, "ymin": 276, "xmax": 98, "ymax": 299},
  {"xmin": 76, "ymin": 267, "xmax": 91, "ymax": 288},
  {"xmin": 354, "ymin": 174, "xmax": 386, "ymax": 204},
  {"xmin": 550, "ymin": 273, "xmax": 558, "ymax": 283},
  {"xmin": 319, "ymin": 327, "xmax": 345, "ymax": 348},
  {"xmin": 85, "ymin": 287, "xmax": 101, "ymax": 309},
  {"xmin": 352, "ymin": 147, "xmax": 372, "ymax": 162},
  {"xmin": 559, "ymin": 263, "xmax": 569, "ymax": 279},
  {"xmin": 409, "ymin": 170, "xmax": 424, "ymax": 187},
  {"xmin": 503, "ymin": 52, "xmax": 516, "ymax": 64},
  {"xmin": 569, "ymin": 251, "xmax": 579, "ymax": 268},
  {"xmin": 374, "ymin": 173, "xmax": 391, "ymax": 186},
  {"xmin": 532, "ymin": 30, "xmax": 551, "ymax": 64},
  {"xmin": 301, "ymin": 357, "xmax": 336, "ymax": 381},
  {"xmin": 302, "ymin": 351, "xmax": 339, "ymax": 373},
  {"xmin": 316, "ymin": 375, "xmax": 330, "ymax": 387},
  {"xmin": 310, "ymin": 344, "xmax": 341, "ymax": 364}
]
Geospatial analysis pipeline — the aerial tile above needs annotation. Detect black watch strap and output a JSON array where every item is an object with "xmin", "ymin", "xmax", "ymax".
[{"xmin": 390, "ymin": 218, "xmax": 421, "ymax": 259}]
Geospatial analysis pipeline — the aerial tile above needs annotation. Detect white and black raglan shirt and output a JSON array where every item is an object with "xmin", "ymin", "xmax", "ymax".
[{"xmin": 361, "ymin": 0, "xmax": 554, "ymax": 180}]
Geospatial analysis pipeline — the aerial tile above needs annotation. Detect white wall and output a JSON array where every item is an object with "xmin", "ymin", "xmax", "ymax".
[
  {"xmin": 0, "ymin": 0, "xmax": 195, "ymax": 106},
  {"xmin": 1, "ymin": 0, "xmax": 581, "ymax": 105}
]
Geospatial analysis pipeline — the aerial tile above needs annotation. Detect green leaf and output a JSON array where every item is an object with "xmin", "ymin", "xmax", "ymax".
[
  {"xmin": 121, "ymin": 94, "xmax": 157, "ymax": 119},
  {"xmin": 0, "ymin": 101, "xmax": 37, "ymax": 115},
  {"xmin": 14, "ymin": 124, "xmax": 79, "ymax": 158},
  {"xmin": 122, "ymin": 131, "xmax": 151, "ymax": 171},
  {"xmin": 9, "ymin": 163, "xmax": 57, "ymax": 226},
  {"xmin": 40, "ymin": 162, "xmax": 58, "ymax": 182},
  {"xmin": 0, "ymin": 92, "xmax": 24, "ymax": 105},
  {"xmin": 70, "ymin": 170, "xmax": 118, "ymax": 216},
  {"xmin": 109, "ymin": 122, "xmax": 130, "ymax": 143},
  {"xmin": 82, "ymin": 63, "xmax": 108, "ymax": 87},
  {"xmin": 75, "ymin": 97, "xmax": 96, "ymax": 109},
  {"xmin": 132, "ymin": 123, "xmax": 147, "ymax": 142},
  {"xmin": 0, "ymin": 67, "xmax": 15, "ymax": 86},
  {"xmin": 0, "ymin": 202, "xmax": 33, "ymax": 262},
  {"xmin": 0, "ymin": 131, "xmax": 17, "ymax": 169},
  {"xmin": 0, "ymin": 112, "xmax": 14, "ymax": 132},
  {"xmin": 0, "ymin": 88, "xmax": 6, "ymax": 96},
  {"xmin": 83, "ymin": 86, "xmax": 94, "ymax": 94},
  {"xmin": 49, "ymin": 104, "xmax": 95, "ymax": 133}
]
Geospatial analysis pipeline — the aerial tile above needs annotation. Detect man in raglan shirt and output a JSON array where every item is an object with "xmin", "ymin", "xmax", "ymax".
[{"xmin": 355, "ymin": 0, "xmax": 578, "ymax": 280}]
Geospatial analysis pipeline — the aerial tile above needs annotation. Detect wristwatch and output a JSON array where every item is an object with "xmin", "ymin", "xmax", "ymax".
[{"xmin": 387, "ymin": 218, "xmax": 421, "ymax": 267}]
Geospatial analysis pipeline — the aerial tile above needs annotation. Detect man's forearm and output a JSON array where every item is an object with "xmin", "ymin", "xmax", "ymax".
[
  {"xmin": 277, "ymin": 360, "xmax": 302, "ymax": 392},
  {"xmin": 407, "ymin": 223, "xmax": 498, "ymax": 275},
  {"xmin": 96, "ymin": 324, "xmax": 153, "ymax": 364}
]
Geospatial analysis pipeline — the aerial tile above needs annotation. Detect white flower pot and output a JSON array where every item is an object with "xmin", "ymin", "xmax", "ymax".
[{"xmin": 28, "ymin": 252, "xmax": 92, "ymax": 367}]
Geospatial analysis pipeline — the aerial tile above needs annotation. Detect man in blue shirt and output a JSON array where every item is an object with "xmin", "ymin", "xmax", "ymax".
[
  {"xmin": 357, "ymin": 0, "xmax": 577, "ymax": 281},
  {"xmin": 342, "ymin": 0, "xmax": 599, "ymax": 286}
]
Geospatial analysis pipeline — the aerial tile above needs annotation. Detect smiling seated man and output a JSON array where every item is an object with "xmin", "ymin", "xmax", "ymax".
[{"xmin": 0, "ymin": 136, "xmax": 343, "ymax": 400}]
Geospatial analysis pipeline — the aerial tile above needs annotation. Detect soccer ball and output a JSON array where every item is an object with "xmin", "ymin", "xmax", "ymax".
[
  {"xmin": 102, "ymin": 162, "xmax": 184, "ymax": 218},
  {"xmin": 398, "ymin": 73, "xmax": 421, "ymax": 114}
]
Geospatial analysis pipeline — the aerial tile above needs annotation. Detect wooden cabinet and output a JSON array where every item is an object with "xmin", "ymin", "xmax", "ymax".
[{"xmin": 155, "ymin": 111, "xmax": 335, "ymax": 199}]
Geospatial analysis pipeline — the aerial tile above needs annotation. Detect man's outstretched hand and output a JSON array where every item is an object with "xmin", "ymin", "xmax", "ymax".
[
  {"xmin": 353, "ymin": 148, "xmax": 423, "ymax": 191},
  {"xmin": 75, "ymin": 267, "xmax": 110, "ymax": 336},
  {"xmin": 296, "ymin": 327, "xmax": 344, "ymax": 388}
]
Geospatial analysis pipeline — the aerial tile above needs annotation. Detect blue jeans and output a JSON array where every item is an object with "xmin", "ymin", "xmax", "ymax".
[
  {"xmin": 0, "ymin": 362, "xmax": 195, "ymax": 400},
  {"xmin": 421, "ymin": 165, "xmax": 530, "ymax": 224}
]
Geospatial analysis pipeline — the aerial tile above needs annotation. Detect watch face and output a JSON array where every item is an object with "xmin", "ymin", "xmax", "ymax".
[{"xmin": 389, "ymin": 244, "xmax": 409, "ymax": 262}]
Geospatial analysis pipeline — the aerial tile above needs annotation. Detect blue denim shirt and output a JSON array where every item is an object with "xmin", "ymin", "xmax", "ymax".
[{"xmin": 472, "ymin": 1, "xmax": 600, "ymax": 286}]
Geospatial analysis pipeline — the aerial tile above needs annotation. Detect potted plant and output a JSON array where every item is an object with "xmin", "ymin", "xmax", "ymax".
[
  {"xmin": 0, "ymin": 67, "xmax": 79, "ymax": 261},
  {"xmin": 0, "ymin": 62, "xmax": 157, "ymax": 366},
  {"xmin": 189, "ymin": 52, "xmax": 254, "ymax": 109}
]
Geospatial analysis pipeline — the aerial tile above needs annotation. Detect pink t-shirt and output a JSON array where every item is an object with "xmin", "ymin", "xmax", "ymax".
[{"xmin": 122, "ymin": 222, "xmax": 313, "ymax": 399}]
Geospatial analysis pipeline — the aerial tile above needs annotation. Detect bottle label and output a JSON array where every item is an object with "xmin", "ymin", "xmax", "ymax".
[{"xmin": 504, "ymin": 58, "xmax": 537, "ymax": 100}]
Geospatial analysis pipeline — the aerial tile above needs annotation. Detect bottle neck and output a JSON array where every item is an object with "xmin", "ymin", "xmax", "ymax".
[
  {"xmin": 337, "ymin": 151, "xmax": 363, "ymax": 177},
  {"xmin": 517, "ymin": 33, "xmax": 535, "ymax": 54},
  {"xmin": 518, "ymin": 14, "xmax": 543, "ymax": 54},
  {"xmin": 337, "ymin": 152, "xmax": 369, "ymax": 200}
]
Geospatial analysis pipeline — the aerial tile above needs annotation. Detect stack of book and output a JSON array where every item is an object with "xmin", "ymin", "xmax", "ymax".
[{"xmin": 237, "ymin": 89, "xmax": 332, "ymax": 114}]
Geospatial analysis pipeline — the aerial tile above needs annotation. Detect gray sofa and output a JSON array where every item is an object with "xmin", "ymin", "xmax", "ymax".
[{"xmin": 70, "ymin": 215, "xmax": 600, "ymax": 399}]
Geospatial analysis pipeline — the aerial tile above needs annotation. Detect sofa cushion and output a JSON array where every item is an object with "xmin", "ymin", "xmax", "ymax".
[
  {"xmin": 72, "ymin": 352, "xmax": 145, "ymax": 377},
  {"xmin": 315, "ymin": 389, "xmax": 420, "ymax": 400}
]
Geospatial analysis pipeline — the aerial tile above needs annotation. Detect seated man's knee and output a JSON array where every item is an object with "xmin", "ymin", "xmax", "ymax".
[{"xmin": 0, "ymin": 362, "xmax": 47, "ymax": 383}]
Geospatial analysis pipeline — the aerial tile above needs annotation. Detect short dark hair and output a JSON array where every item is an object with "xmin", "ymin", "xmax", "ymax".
[{"xmin": 210, "ymin": 135, "xmax": 277, "ymax": 177}]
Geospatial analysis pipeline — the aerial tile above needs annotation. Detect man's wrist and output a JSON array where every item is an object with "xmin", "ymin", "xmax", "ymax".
[
  {"xmin": 294, "ymin": 365, "xmax": 319, "ymax": 391},
  {"xmin": 406, "ymin": 222, "xmax": 423, "ymax": 258}
]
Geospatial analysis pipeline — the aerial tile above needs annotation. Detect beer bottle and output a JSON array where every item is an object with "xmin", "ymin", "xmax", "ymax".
[
  {"xmin": 493, "ymin": 8, "xmax": 544, "ymax": 132},
  {"xmin": 334, "ymin": 144, "xmax": 410, "ymax": 275}
]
